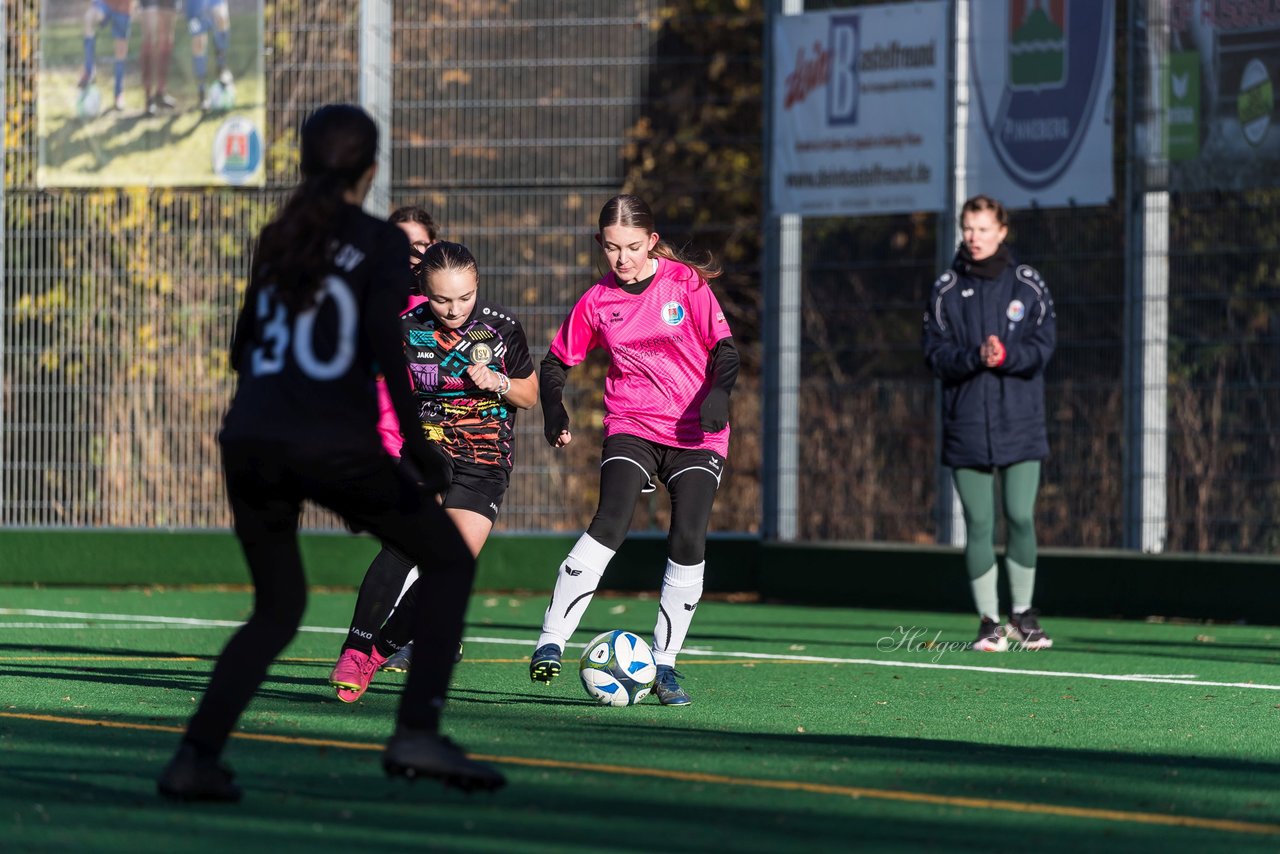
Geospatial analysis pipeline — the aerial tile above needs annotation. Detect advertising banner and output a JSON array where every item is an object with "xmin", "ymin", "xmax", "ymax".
[
  {"xmin": 966, "ymin": 0, "xmax": 1115, "ymax": 208},
  {"xmin": 1166, "ymin": 0, "xmax": 1280, "ymax": 191},
  {"xmin": 770, "ymin": 2, "xmax": 949, "ymax": 216},
  {"xmin": 38, "ymin": 0, "xmax": 265, "ymax": 187}
]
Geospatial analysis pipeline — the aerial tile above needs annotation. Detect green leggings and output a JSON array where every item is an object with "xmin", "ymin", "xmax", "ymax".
[{"xmin": 953, "ymin": 461, "xmax": 1040, "ymax": 579}]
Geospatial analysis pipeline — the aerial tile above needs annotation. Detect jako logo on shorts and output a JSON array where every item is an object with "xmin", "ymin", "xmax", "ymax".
[{"xmin": 661, "ymin": 301, "xmax": 686, "ymax": 326}]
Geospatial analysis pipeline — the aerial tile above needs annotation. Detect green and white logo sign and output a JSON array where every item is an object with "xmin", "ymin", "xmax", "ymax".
[{"xmin": 1238, "ymin": 58, "xmax": 1274, "ymax": 148}]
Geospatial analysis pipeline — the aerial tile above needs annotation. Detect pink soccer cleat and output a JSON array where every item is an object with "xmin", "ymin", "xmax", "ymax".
[{"xmin": 331, "ymin": 647, "xmax": 387, "ymax": 703}]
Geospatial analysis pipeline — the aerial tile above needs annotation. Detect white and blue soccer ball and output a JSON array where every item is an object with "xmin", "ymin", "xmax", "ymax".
[
  {"xmin": 76, "ymin": 85, "xmax": 103, "ymax": 119},
  {"xmin": 578, "ymin": 630, "xmax": 657, "ymax": 707}
]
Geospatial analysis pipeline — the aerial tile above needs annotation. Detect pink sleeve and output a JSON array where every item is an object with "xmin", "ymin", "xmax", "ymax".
[
  {"xmin": 376, "ymin": 376, "xmax": 404, "ymax": 458},
  {"xmin": 377, "ymin": 294, "xmax": 429, "ymax": 458},
  {"xmin": 548, "ymin": 288, "xmax": 600, "ymax": 366},
  {"xmin": 689, "ymin": 281, "xmax": 733, "ymax": 349}
]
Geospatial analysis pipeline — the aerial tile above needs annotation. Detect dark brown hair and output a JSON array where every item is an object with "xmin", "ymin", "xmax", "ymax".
[
  {"xmin": 598, "ymin": 194, "xmax": 721, "ymax": 282},
  {"xmin": 255, "ymin": 104, "xmax": 378, "ymax": 310},
  {"xmin": 389, "ymin": 205, "xmax": 438, "ymax": 242},
  {"xmin": 416, "ymin": 241, "xmax": 478, "ymax": 291},
  {"xmin": 959, "ymin": 194, "xmax": 1009, "ymax": 228}
]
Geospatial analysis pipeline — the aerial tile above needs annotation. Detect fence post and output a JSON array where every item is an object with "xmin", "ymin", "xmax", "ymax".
[
  {"xmin": 1123, "ymin": 0, "xmax": 1169, "ymax": 552},
  {"xmin": 934, "ymin": 0, "xmax": 968, "ymax": 548},
  {"xmin": 359, "ymin": 0, "xmax": 392, "ymax": 215},
  {"xmin": 1, "ymin": 5, "xmax": 7, "ymax": 523},
  {"xmin": 762, "ymin": 0, "xmax": 804, "ymax": 542}
]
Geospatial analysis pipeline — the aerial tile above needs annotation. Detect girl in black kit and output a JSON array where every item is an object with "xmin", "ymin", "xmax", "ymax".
[
  {"xmin": 330, "ymin": 241, "xmax": 538, "ymax": 701},
  {"xmin": 156, "ymin": 104, "xmax": 504, "ymax": 800}
]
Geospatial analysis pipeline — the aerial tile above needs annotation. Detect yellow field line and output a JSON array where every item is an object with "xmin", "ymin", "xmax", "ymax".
[{"xmin": 2, "ymin": 711, "xmax": 1277, "ymax": 837}]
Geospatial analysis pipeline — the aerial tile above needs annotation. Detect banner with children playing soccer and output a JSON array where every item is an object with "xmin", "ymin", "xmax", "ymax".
[{"xmin": 37, "ymin": 0, "xmax": 265, "ymax": 187}]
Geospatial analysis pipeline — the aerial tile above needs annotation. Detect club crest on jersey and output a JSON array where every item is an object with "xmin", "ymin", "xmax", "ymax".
[
  {"xmin": 1006, "ymin": 300, "xmax": 1026, "ymax": 322},
  {"xmin": 470, "ymin": 343, "xmax": 493, "ymax": 365},
  {"xmin": 661, "ymin": 301, "xmax": 686, "ymax": 326}
]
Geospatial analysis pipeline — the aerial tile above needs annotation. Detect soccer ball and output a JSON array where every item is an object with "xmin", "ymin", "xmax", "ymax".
[
  {"xmin": 204, "ymin": 77, "xmax": 236, "ymax": 112},
  {"xmin": 578, "ymin": 630, "xmax": 657, "ymax": 707},
  {"xmin": 76, "ymin": 85, "xmax": 103, "ymax": 119}
]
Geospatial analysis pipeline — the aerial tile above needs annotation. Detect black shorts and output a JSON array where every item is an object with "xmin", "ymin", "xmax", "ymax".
[
  {"xmin": 441, "ymin": 455, "xmax": 509, "ymax": 523},
  {"xmin": 138, "ymin": 0, "xmax": 179, "ymax": 10},
  {"xmin": 600, "ymin": 433, "xmax": 726, "ymax": 492}
]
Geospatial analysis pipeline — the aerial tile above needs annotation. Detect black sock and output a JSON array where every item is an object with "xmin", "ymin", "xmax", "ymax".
[
  {"xmin": 377, "ymin": 578, "xmax": 420, "ymax": 655},
  {"xmin": 344, "ymin": 546, "xmax": 414, "ymax": 653}
]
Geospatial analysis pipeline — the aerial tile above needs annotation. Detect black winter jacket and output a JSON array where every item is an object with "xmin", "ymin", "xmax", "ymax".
[{"xmin": 922, "ymin": 248, "xmax": 1056, "ymax": 468}]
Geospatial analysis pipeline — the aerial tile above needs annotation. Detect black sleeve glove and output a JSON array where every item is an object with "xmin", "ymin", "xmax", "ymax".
[
  {"xmin": 700, "ymin": 387, "xmax": 730, "ymax": 432},
  {"xmin": 539, "ymin": 352, "xmax": 572, "ymax": 445},
  {"xmin": 543, "ymin": 402, "xmax": 570, "ymax": 446},
  {"xmin": 700, "ymin": 338, "xmax": 739, "ymax": 433}
]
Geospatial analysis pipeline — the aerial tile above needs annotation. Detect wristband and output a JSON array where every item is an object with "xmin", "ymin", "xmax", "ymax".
[{"xmin": 496, "ymin": 374, "xmax": 510, "ymax": 397}]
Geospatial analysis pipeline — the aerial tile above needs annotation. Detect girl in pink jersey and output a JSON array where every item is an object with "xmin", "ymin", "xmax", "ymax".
[{"xmin": 529, "ymin": 195, "xmax": 739, "ymax": 705}]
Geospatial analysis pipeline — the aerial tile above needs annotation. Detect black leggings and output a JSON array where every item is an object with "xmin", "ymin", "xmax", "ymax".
[
  {"xmin": 183, "ymin": 440, "xmax": 474, "ymax": 757},
  {"xmin": 586, "ymin": 434, "xmax": 723, "ymax": 565}
]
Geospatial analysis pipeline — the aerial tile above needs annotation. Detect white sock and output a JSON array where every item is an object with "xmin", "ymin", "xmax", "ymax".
[
  {"xmin": 379, "ymin": 567, "xmax": 419, "ymax": 628},
  {"xmin": 392, "ymin": 566, "xmax": 419, "ymax": 608},
  {"xmin": 1007, "ymin": 557, "xmax": 1035, "ymax": 615},
  {"xmin": 536, "ymin": 533, "xmax": 615, "ymax": 650},
  {"xmin": 970, "ymin": 564, "xmax": 999, "ymax": 622},
  {"xmin": 651, "ymin": 559, "xmax": 704, "ymax": 667}
]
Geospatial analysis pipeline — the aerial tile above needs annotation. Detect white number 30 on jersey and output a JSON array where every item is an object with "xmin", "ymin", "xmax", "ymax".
[{"xmin": 250, "ymin": 276, "xmax": 358, "ymax": 381}]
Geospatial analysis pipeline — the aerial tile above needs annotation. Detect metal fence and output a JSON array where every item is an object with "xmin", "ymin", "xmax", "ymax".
[{"xmin": 3, "ymin": 1, "xmax": 1278, "ymax": 554}]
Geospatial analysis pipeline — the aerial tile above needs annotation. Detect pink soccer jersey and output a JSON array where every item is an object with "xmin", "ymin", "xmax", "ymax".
[{"xmin": 550, "ymin": 256, "xmax": 733, "ymax": 455}]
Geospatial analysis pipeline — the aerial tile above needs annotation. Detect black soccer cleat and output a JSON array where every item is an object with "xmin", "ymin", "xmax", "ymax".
[
  {"xmin": 971, "ymin": 616, "xmax": 1009, "ymax": 652},
  {"xmin": 383, "ymin": 728, "xmax": 505, "ymax": 793},
  {"xmin": 157, "ymin": 743, "xmax": 243, "ymax": 803},
  {"xmin": 529, "ymin": 643, "xmax": 562, "ymax": 683},
  {"xmin": 1006, "ymin": 608, "xmax": 1054, "ymax": 650}
]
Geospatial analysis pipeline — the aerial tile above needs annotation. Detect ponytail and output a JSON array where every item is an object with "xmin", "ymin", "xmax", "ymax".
[{"xmin": 255, "ymin": 105, "xmax": 378, "ymax": 311}]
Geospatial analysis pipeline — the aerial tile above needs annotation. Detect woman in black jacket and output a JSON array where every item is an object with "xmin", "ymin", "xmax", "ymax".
[{"xmin": 923, "ymin": 195, "xmax": 1056, "ymax": 652}]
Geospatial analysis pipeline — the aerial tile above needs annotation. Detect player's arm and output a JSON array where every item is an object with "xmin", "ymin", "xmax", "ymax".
[
  {"xmin": 464, "ymin": 364, "xmax": 537, "ymax": 409},
  {"xmin": 700, "ymin": 338, "xmax": 739, "ymax": 432},
  {"xmin": 499, "ymin": 319, "xmax": 539, "ymax": 409},
  {"xmin": 227, "ymin": 289, "xmax": 256, "ymax": 374},
  {"xmin": 539, "ymin": 352, "xmax": 573, "ymax": 445},
  {"xmin": 690, "ymin": 282, "xmax": 737, "ymax": 432},
  {"xmin": 502, "ymin": 372, "xmax": 538, "ymax": 409},
  {"xmin": 464, "ymin": 318, "xmax": 539, "ymax": 409},
  {"xmin": 540, "ymin": 292, "xmax": 598, "ymax": 446}
]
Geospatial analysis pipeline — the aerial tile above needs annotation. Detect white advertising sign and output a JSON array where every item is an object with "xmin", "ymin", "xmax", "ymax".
[
  {"xmin": 966, "ymin": 0, "xmax": 1115, "ymax": 208},
  {"xmin": 770, "ymin": 2, "xmax": 949, "ymax": 216}
]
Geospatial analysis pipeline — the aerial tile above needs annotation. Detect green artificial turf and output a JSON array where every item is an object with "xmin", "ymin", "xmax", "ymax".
[{"xmin": 2, "ymin": 587, "xmax": 1279, "ymax": 852}]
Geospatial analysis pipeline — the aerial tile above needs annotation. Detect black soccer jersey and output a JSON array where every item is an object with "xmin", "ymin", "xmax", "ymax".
[
  {"xmin": 221, "ymin": 204, "xmax": 414, "ymax": 457},
  {"xmin": 400, "ymin": 298, "xmax": 534, "ymax": 471}
]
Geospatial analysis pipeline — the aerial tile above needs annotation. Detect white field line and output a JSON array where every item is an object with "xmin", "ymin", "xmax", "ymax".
[{"xmin": 3, "ymin": 608, "xmax": 1278, "ymax": 692}]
